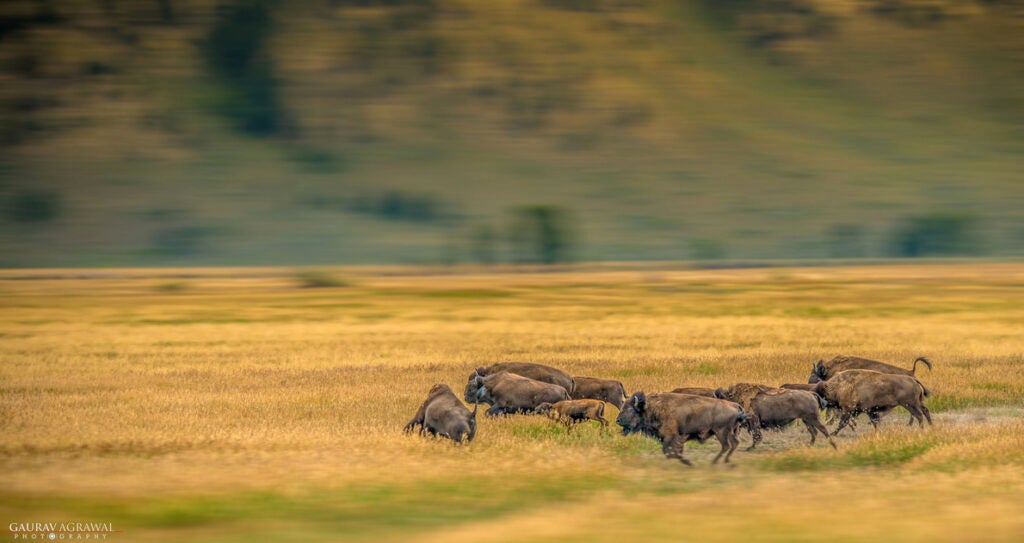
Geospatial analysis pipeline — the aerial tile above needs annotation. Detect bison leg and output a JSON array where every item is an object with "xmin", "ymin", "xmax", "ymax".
[
  {"xmin": 832, "ymin": 412, "xmax": 854, "ymax": 436},
  {"xmin": 867, "ymin": 409, "xmax": 884, "ymax": 431},
  {"xmin": 726, "ymin": 427, "xmax": 740, "ymax": 462},
  {"xmin": 713, "ymin": 428, "xmax": 739, "ymax": 464},
  {"xmin": 746, "ymin": 420, "xmax": 763, "ymax": 451},
  {"xmin": 805, "ymin": 416, "xmax": 837, "ymax": 449},
  {"xmin": 596, "ymin": 415, "xmax": 609, "ymax": 433},
  {"xmin": 922, "ymin": 404, "xmax": 933, "ymax": 426},
  {"xmin": 662, "ymin": 435, "xmax": 692, "ymax": 466}
]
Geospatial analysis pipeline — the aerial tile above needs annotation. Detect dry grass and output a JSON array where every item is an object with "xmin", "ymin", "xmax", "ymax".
[{"xmin": 1, "ymin": 263, "xmax": 1023, "ymax": 541}]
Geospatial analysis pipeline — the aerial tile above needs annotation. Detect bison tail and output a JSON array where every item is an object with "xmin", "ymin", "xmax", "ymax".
[
  {"xmin": 618, "ymin": 381, "xmax": 628, "ymax": 402},
  {"xmin": 913, "ymin": 357, "xmax": 933, "ymax": 373}
]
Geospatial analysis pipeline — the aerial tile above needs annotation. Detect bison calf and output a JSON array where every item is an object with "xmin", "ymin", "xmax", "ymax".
[
  {"xmin": 535, "ymin": 399, "xmax": 609, "ymax": 432},
  {"xmin": 404, "ymin": 383, "xmax": 478, "ymax": 443}
]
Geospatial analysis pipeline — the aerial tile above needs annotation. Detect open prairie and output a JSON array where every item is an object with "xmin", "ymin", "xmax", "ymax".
[{"xmin": 2, "ymin": 263, "xmax": 1023, "ymax": 541}]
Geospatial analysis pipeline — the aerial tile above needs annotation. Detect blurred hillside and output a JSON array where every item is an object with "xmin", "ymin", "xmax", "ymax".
[{"xmin": 1, "ymin": 0, "xmax": 1021, "ymax": 266}]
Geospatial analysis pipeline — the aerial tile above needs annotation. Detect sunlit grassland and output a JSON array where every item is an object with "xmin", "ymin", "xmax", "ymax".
[{"xmin": 1, "ymin": 263, "xmax": 1023, "ymax": 541}]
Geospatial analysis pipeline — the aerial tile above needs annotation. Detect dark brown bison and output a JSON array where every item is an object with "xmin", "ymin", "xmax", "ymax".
[
  {"xmin": 472, "ymin": 362, "xmax": 575, "ymax": 394},
  {"xmin": 403, "ymin": 384, "xmax": 478, "ymax": 443},
  {"xmin": 670, "ymin": 387, "xmax": 718, "ymax": 397},
  {"xmin": 534, "ymin": 399, "xmax": 609, "ymax": 432},
  {"xmin": 616, "ymin": 392, "xmax": 747, "ymax": 466},
  {"xmin": 465, "ymin": 371, "xmax": 570, "ymax": 416},
  {"xmin": 809, "ymin": 355, "xmax": 933, "ymax": 386},
  {"xmin": 813, "ymin": 369, "xmax": 932, "ymax": 435},
  {"xmin": 572, "ymin": 376, "xmax": 627, "ymax": 408},
  {"xmin": 716, "ymin": 383, "xmax": 835, "ymax": 449}
]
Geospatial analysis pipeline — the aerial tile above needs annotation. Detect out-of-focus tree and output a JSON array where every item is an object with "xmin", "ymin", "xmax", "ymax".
[
  {"xmin": 6, "ymin": 190, "xmax": 60, "ymax": 224},
  {"xmin": 199, "ymin": 0, "xmax": 285, "ymax": 135},
  {"xmin": 508, "ymin": 205, "xmax": 574, "ymax": 264},
  {"xmin": 470, "ymin": 223, "xmax": 497, "ymax": 265},
  {"xmin": 892, "ymin": 212, "xmax": 980, "ymax": 257}
]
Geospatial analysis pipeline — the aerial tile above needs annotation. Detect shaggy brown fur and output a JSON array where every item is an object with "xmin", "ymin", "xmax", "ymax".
[
  {"xmin": 717, "ymin": 383, "xmax": 835, "ymax": 449},
  {"xmin": 571, "ymin": 377, "xmax": 627, "ymax": 409},
  {"xmin": 809, "ymin": 355, "xmax": 933, "ymax": 388},
  {"xmin": 535, "ymin": 399, "xmax": 609, "ymax": 432},
  {"xmin": 814, "ymin": 369, "xmax": 932, "ymax": 436},
  {"xmin": 471, "ymin": 362, "xmax": 575, "ymax": 394},
  {"xmin": 465, "ymin": 371, "xmax": 571, "ymax": 416},
  {"xmin": 616, "ymin": 392, "xmax": 747, "ymax": 466},
  {"xmin": 403, "ymin": 384, "xmax": 478, "ymax": 443}
]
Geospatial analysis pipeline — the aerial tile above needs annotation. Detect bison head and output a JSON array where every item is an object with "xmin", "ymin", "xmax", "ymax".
[
  {"xmin": 464, "ymin": 375, "xmax": 492, "ymax": 405},
  {"xmin": 808, "ymin": 360, "xmax": 826, "ymax": 384},
  {"xmin": 616, "ymin": 392, "xmax": 647, "ymax": 436}
]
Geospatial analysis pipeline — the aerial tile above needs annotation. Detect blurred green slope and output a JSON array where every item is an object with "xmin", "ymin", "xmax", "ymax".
[{"xmin": 1, "ymin": 0, "xmax": 1021, "ymax": 266}]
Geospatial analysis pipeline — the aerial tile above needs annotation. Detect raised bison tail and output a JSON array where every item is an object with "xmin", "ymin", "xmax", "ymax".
[{"xmin": 913, "ymin": 357, "xmax": 933, "ymax": 373}]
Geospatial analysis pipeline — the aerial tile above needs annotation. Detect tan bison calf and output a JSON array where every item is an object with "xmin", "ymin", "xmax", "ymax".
[
  {"xmin": 535, "ymin": 399, "xmax": 609, "ymax": 432},
  {"xmin": 813, "ymin": 369, "xmax": 932, "ymax": 436},
  {"xmin": 403, "ymin": 384, "xmax": 478, "ymax": 443},
  {"xmin": 572, "ymin": 377, "xmax": 627, "ymax": 409},
  {"xmin": 616, "ymin": 392, "xmax": 747, "ymax": 466}
]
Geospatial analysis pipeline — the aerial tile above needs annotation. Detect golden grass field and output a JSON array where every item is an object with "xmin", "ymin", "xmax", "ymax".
[{"xmin": 2, "ymin": 263, "xmax": 1023, "ymax": 542}]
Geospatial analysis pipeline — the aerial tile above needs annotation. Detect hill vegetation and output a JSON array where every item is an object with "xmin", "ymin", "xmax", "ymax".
[{"xmin": 0, "ymin": 0, "xmax": 1021, "ymax": 266}]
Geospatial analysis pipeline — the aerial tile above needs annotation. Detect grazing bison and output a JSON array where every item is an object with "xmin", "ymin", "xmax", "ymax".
[
  {"xmin": 670, "ymin": 387, "xmax": 718, "ymax": 397},
  {"xmin": 616, "ymin": 392, "xmax": 747, "ymax": 466},
  {"xmin": 472, "ymin": 362, "xmax": 575, "ymax": 394},
  {"xmin": 403, "ymin": 384, "xmax": 479, "ymax": 443},
  {"xmin": 809, "ymin": 355, "xmax": 933, "ymax": 386},
  {"xmin": 813, "ymin": 369, "xmax": 932, "ymax": 436},
  {"xmin": 535, "ymin": 399, "xmax": 609, "ymax": 432},
  {"xmin": 716, "ymin": 383, "xmax": 835, "ymax": 449},
  {"xmin": 572, "ymin": 376, "xmax": 627, "ymax": 408},
  {"xmin": 465, "ymin": 371, "xmax": 570, "ymax": 416}
]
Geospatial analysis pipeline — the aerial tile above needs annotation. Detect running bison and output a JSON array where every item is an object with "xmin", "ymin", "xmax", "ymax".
[
  {"xmin": 403, "ymin": 383, "xmax": 478, "ymax": 443},
  {"xmin": 813, "ymin": 369, "xmax": 932, "ymax": 435},
  {"xmin": 534, "ymin": 399, "xmax": 609, "ymax": 432},
  {"xmin": 472, "ymin": 362, "xmax": 575, "ymax": 394},
  {"xmin": 616, "ymin": 392, "xmax": 747, "ymax": 466},
  {"xmin": 809, "ymin": 355, "xmax": 933, "ymax": 385},
  {"xmin": 465, "ymin": 371, "xmax": 570, "ymax": 416},
  {"xmin": 716, "ymin": 383, "xmax": 835, "ymax": 449},
  {"xmin": 572, "ymin": 376, "xmax": 627, "ymax": 408}
]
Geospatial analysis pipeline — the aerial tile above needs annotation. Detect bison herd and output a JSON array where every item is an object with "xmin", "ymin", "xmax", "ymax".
[{"xmin": 403, "ymin": 355, "xmax": 934, "ymax": 466}]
